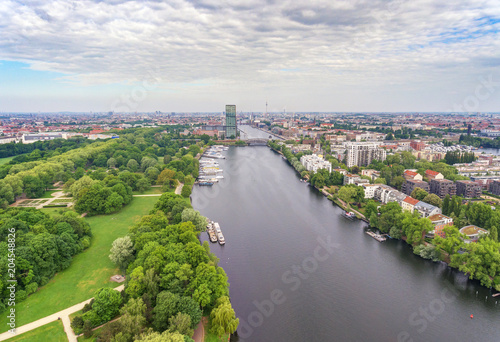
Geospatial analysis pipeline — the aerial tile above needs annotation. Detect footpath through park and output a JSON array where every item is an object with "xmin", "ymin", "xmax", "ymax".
[{"xmin": 0, "ymin": 285, "xmax": 124, "ymax": 342}]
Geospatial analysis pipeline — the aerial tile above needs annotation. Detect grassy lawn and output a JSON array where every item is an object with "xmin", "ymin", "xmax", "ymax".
[
  {"xmin": 132, "ymin": 186, "xmax": 164, "ymax": 195},
  {"xmin": 6, "ymin": 320, "xmax": 67, "ymax": 342},
  {"xmin": 0, "ymin": 155, "xmax": 16, "ymax": 165},
  {"xmin": 40, "ymin": 207, "xmax": 72, "ymax": 217},
  {"xmin": 205, "ymin": 331, "xmax": 229, "ymax": 342},
  {"xmin": 40, "ymin": 190, "xmax": 61, "ymax": 198},
  {"xmin": 0, "ymin": 196, "xmax": 160, "ymax": 333}
]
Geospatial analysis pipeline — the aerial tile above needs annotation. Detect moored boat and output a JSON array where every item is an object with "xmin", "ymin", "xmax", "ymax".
[{"xmin": 342, "ymin": 211, "xmax": 356, "ymax": 220}]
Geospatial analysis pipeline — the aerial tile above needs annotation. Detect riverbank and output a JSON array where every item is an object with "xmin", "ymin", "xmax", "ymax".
[
  {"xmin": 192, "ymin": 138, "xmax": 500, "ymax": 342},
  {"xmin": 267, "ymin": 140, "xmax": 500, "ymax": 294}
]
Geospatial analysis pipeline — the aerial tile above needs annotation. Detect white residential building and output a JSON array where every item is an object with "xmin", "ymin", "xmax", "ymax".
[
  {"xmin": 300, "ymin": 154, "xmax": 332, "ymax": 173},
  {"xmin": 345, "ymin": 142, "xmax": 387, "ymax": 167},
  {"xmin": 363, "ymin": 184, "xmax": 381, "ymax": 199}
]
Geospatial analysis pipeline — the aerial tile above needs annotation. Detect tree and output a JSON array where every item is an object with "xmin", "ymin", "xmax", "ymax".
[
  {"xmin": 109, "ymin": 236, "xmax": 135, "ymax": 272},
  {"xmin": 209, "ymin": 296, "xmax": 239, "ymax": 337},
  {"xmin": 157, "ymin": 169, "xmax": 176, "ymax": 185},
  {"xmin": 145, "ymin": 167, "xmax": 160, "ymax": 182},
  {"xmin": 118, "ymin": 297, "xmax": 147, "ymax": 339},
  {"xmin": 83, "ymin": 320, "xmax": 93, "ymax": 338},
  {"xmin": 153, "ymin": 291, "xmax": 180, "ymax": 332},
  {"xmin": 92, "ymin": 287, "xmax": 123, "ymax": 324},
  {"xmin": 181, "ymin": 185, "xmax": 191, "ymax": 198},
  {"xmin": 22, "ymin": 175, "xmax": 45, "ymax": 198},
  {"xmin": 169, "ymin": 312, "xmax": 193, "ymax": 337},
  {"xmin": 127, "ymin": 159, "xmax": 139, "ymax": 172},
  {"xmin": 69, "ymin": 176, "xmax": 98, "ymax": 200},
  {"xmin": 181, "ymin": 209, "xmax": 207, "ymax": 232},
  {"xmin": 200, "ymin": 134, "xmax": 210, "ymax": 144},
  {"xmin": 422, "ymin": 194, "xmax": 442, "ymax": 208},
  {"xmin": 141, "ymin": 157, "xmax": 158, "ymax": 171},
  {"xmin": 442, "ymin": 194, "xmax": 450, "ymax": 216},
  {"xmin": 127, "ymin": 266, "xmax": 147, "ymax": 298},
  {"xmin": 391, "ymin": 176, "xmax": 405, "ymax": 190},
  {"xmin": 411, "ymin": 187, "xmax": 429, "ymax": 201},
  {"xmin": 490, "ymin": 226, "xmax": 498, "ymax": 242},
  {"xmin": 135, "ymin": 331, "xmax": 187, "ymax": 342},
  {"xmin": 338, "ymin": 186, "xmax": 357, "ymax": 204},
  {"xmin": 364, "ymin": 200, "xmax": 378, "ymax": 219},
  {"xmin": 107, "ymin": 157, "xmax": 117, "ymax": 168}
]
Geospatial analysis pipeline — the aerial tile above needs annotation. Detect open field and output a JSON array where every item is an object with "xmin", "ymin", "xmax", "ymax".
[
  {"xmin": 0, "ymin": 156, "xmax": 16, "ymax": 165},
  {"xmin": 1, "ymin": 196, "xmax": 160, "ymax": 334},
  {"xmin": 40, "ymin": 207, "xmax": 72, "ymax": 217},
  {"xmin": 40, "ymin": 190, "xmax": 61, "ymax": 198},
  {"xmin": 6, "ymin": 320, "xmax": 67, "ymax": 342},
  {"xmin": 132, "ymin": 186, "xmax": 164, "ymax": 195}
]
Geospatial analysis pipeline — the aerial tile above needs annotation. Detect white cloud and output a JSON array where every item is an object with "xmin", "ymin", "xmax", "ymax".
[{"xmin": 0, "ymin": 0, "xmax": 499, "ymax": 111}]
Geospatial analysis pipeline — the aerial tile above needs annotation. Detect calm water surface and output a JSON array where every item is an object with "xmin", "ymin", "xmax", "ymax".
[{"xmin": 193, "ymin": 126, "xmax": 500, "ymax": 342}]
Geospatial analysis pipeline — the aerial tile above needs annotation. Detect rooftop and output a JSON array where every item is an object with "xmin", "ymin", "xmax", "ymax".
[
  {"xmin": 459, "ymin": 225, "xmax": 488, "ymax": 236},
  {"xmin": 403, "ymin": 196, "xmax": 419, "ymax": 206},
  {"xmin": 428, "ymin": 214, "xmax": 452, "ymax": 222}
]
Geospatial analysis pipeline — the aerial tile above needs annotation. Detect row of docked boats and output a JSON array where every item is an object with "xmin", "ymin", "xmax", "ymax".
[
  {"xmin": 197, "ymin": 146, "xmax": 228, "ymax": 186},
  {"xmin": 203, "ymin": 145, "xmax": 228, "ymax": 159},
  {"xmin": 206, "ymin": 221, "xmax": 225, "ymax": 245}
]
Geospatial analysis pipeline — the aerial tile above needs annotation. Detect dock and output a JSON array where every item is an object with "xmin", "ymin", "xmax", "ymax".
[{"xmin": 365, "ymin": 231, "xmax": 387, "ymax": 242}]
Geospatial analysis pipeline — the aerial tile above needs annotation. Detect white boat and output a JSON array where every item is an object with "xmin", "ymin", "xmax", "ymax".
[{"xmin": 342, "ymin": 211, "xmax": 356, "ymax": 220}]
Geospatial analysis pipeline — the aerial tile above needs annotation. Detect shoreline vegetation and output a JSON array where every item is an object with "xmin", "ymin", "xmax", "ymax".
[
  {"xmin": 268, "ymin": 140, "xmax": 500, "ymax": 293},
  {"xmin": 0, "ymin": 127, "xmax": 239, "ymax": 341}
]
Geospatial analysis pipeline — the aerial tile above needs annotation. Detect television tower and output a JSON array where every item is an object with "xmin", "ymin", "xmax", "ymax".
[{"xmin": 265, "ymin": 100, "xmax": 268, "ymax": 118}]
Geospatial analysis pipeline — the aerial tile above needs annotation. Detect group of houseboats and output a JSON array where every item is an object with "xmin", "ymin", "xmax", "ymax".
[
  {"xmin": 206, "ymin": 221, "xmax": 225, "ymax": 245},
  {"xmin": 197, "ymin": 146, "xmax": 228, "ymax": 186}
]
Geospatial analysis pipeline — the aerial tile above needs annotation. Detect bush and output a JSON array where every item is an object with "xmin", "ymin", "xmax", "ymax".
[
  {"xmin": 181, "ymin": 185, "xmax": 192, "ymax": 198},
  {"xmin": 71, "ymin": 316, "xmax": 84, "ymax": 334},
  {"xmin": 83, "ymin": 320, "xmax": 93, "ymax": 339}
]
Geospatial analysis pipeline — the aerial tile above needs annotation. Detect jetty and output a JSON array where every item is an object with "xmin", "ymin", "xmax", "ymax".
[{"xmin": 365, "ymin": 231, "xmax": 387, "ymax": 242}]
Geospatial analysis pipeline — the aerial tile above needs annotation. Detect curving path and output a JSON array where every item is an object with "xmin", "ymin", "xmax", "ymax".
[{"xmin": 0, "ymin": 285, "xmax": 124, "ymax": 342}]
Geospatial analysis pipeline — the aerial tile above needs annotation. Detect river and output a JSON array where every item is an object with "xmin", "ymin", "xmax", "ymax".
[{"xmin": 192, "ymin": 126, "xmax": 500, "ymax": 342}]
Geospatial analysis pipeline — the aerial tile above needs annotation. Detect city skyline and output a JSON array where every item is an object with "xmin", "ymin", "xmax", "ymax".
[{"xmin": 0, "ymin": 1, "xmax": 499, "ymax": 112}]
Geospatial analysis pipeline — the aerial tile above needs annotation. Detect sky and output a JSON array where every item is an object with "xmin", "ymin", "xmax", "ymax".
[{"xmin": 0, "ymin": 0, "xmax": 499, "ymax": 113}]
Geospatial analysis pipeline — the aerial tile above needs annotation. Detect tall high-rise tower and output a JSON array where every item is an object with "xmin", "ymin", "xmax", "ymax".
[{"xmin": 225, "ymin": 105, "xmax": 237, "ymax": 138}]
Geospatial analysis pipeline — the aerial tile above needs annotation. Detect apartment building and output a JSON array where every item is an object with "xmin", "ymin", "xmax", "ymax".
[
  {"xmin": 345, "ymin": 142, "xmax": 387, "ymax": 167},
  {"xmin": 402, "ymin": 179, "xmax": 430, "ymax": 196},
  {"xmin": 429, "ymin": 179, "xmax": 457, "ymax": 199},
  {"xmin": 456, "ymin": 180, "xmax": 482, "ymax": 198}
]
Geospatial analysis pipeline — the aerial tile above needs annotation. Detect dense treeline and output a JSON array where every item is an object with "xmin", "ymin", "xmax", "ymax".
[
  {"xmin": 0, "ymin": 137, "xmax": 90, "ymax": 159},
  {"xmin": 0, "ymin": 208, "xmax": 91, "ymax": 312},
  {"xmin": 72, "ymin": 193, "xmax": 238, "ymax": 341},
  {"xmin": 444, "ymin": 151, "xmax": 477, "ymax": 165},
  {"xmin": 459, "ymin": 134, "xmax": 500, "ymax": 148},
  {"xmin": 0, "ymin": 126, "xmax": 202, "ymax": 208}
]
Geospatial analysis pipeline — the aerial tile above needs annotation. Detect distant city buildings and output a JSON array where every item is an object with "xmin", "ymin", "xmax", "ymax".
[{"xmin": 345, "ymin": 142, "xmax": 386, "ymax": 167}]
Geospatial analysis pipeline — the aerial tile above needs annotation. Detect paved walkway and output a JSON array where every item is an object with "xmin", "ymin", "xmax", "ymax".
[
  {"xmin": 192, "ymin": 316, "xmax": 207, "ymax": 342},
  {"xmin": 0, "ymin": 285, "xmax": 124, "ymax": 342},
  {"xmin": 175, "ymin": 182, "xmax": 184, "ymax": 195}
]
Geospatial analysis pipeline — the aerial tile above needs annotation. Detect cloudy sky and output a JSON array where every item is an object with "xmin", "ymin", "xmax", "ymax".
[{"xmin": 0, "ymin": 0, "xmax": 499, "ymax": 113}]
